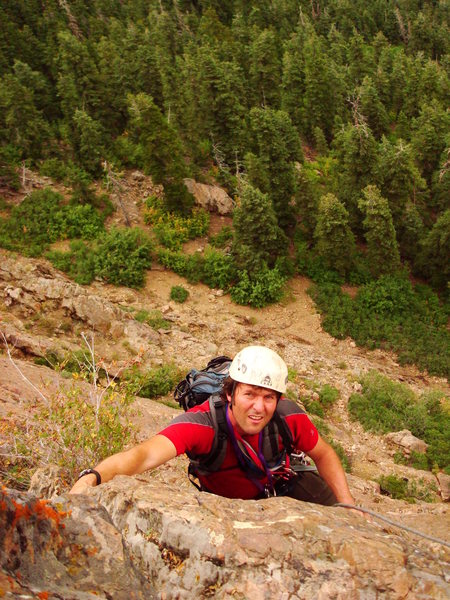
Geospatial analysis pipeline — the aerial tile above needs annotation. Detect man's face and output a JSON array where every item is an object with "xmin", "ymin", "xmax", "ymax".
[{"xmin": 227, "ymin": 383, "xmax": 278, "ymax": 436}]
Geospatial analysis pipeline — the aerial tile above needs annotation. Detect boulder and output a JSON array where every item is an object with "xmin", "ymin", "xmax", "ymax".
[
  {"xmin": 28, "ymin": 464, "xmax": 65, "ymax": 500},
  {"xmin": 437, "ymin": 472, "xmax": 450, "ymax": 502},
  {"xmin": 385, "ymin": 430, "xmax": 428, "ymax": 455},
  {"xmin": 184, "ymin": 178, "xmax": 233, "ymax": 215}
]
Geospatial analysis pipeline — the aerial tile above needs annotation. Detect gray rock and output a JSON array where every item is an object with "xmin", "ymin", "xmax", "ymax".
[
  {"xmin": 437, "ymin": 472, "xmax": 450, "ymax": 502},
  {"xmin": 385, "ymin": 430, "xmax": 428, "ymax": 455},
  {"xmin": 184, "ymin": 178, "xmax": 234, "ymax": 215}
]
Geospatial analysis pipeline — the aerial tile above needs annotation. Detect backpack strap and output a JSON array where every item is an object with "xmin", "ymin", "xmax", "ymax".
[
  {"xmin": 273, "ymin": 406, "xmax": 294, "ymax": 456},
  {"xmin": 188, "ymin": 394, "xmax": 228, "ymax": 476}
]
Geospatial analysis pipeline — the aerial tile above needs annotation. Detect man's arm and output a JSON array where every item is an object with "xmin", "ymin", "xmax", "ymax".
[
  {"xmin": 306, "ymin": 436, "xmax": 355, "ymax": 504},
  {"xmin": 69, "ymin": 434, "xmax": 177, "ymax": 494}
]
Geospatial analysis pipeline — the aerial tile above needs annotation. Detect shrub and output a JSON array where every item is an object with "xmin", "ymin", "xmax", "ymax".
[
  {"xmin": 302, "ymin": 383, "xmax": 339, "ymax": 417},
  {"xmin": 349, "ymin": 372, "xmax": 449, "ymax": 472},
  {"xmin": 95, "ymin": 227, "xmax": 153, "ymax": 288},
  {"xmin": 319, "ymin": 384, "xmax": 340, "ymax": 408},
  {"xmin": 157, "ymin": 248, "xmax": 205, "ymax": 283},
  {"xmin": 56, "ymin": 204, "xmax": 105, "ymax": 240},
  {"xmin": 230, "ymin": 266, "xmax": 286, "ymax": 308},
  {"xmin": 310, "ymin": 275, "xmax": 450, "ymax": 378},
  {"xmin": 1, "ymin": 338, "xmax": 137, "ymax": 489},
  {"xmin": 126, "ymin": 364, "xmax": 182, "ymax": 400},
  {"xmin": 0, "ymin": 188, "xmax": 64, "ymax": 256},
  {"xmin": 39, "ymin": 157, "xmax": 68, "ymax": 181},
  {"xmin": 378, "ymin": 474, "xmax": 437, "ymax": 503},
  {"xmin": 170, "ymin": 285, "xmax": 189, "ymax": 303},
  {"xmin": 145, "ymin": 196, "xmax": 209, "ymax": 249},
  {"xmin": 134, "ymin": 309, "xmax": 171, "ymax": 330},
  {"xmin": 202, "ymin": 247, "xmax": 236, "ymax": 290},
  {"xmin": 209, "ymin": 226, "xmax": 233, "ymax": 248},
  {"xmin": 0, "ymin": 188, "xmax": 106, "ymax": 257},
  {"xmin": 46, "ymin": 240, "xmax": 97, "ymax": 285},
  {"xmin": 329, "ymin": 440, "xmax": 351, "ymax": 473}
]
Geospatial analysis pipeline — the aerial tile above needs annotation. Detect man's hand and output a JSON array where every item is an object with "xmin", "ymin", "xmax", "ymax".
[{"xmin": 69, "ymin": 472, "xmax": 99, "ymax": 495}]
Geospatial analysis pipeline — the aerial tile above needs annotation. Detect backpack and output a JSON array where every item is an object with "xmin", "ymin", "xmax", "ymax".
[
  {"xmin": 173, "ymin": 356, "xmax": 315, "ymax": 486},
  {"xmin": 174, "ymin": 355, "xmax": 232, "ymax": 411}
]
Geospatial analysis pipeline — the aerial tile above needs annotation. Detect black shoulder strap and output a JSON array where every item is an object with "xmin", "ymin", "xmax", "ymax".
[
  {"xmin": 273, "ymin": 406, "xmax": 294, "ymax": 455},
  {"xmin": 189, "ymin": 394, "xmax": 228, "ymax": 474}
]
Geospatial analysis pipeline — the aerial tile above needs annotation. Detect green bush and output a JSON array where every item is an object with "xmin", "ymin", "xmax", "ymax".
[
  {"xmin": 310, "ymin": 275, "xmax": 450, "ymax": 378},
  {"xmin": 39, "ymin": 157, "xmax": 68, "ymax": 181},
  {"xmin": 157, "ymin": 248, "xmax": 205, "ymax": 283},
  {"xmin": 378, "ymin": 474, "xmax": 437, "ymax": 503},
  {"xmin": 230, "ymin": 266, "xmax": 286, "ymax": 308},
  {"xmin": 46, "ymin": 240, "xmax": 97, "ymax": 285},
  {"xmin": 134, "ymin": 309, "xmax": 171, "ymax": 330},
  {"xmin": 0, "ymin": 188, "xmax": 64, "ymax": 256},
  {"xmin": 126, "ymin": 364, "xmax": 182, "ymax": 400},
  {"xmin": 329, "ymin": 440, "xmax": 351, "ymax": 473},
  {"xmin": 202, "ymin": 247, "xmax": 236, "ymax": 290},
  {"xmin": 349, "ymin": 372, "xmax": 449, "ymax": 472},
  {"xmin": 95, "ymin": 227, "xmax": 153, "ymax": 288},
  {"xmin": 145, "ymin": 197, "xmax": 209, "ymax": 249},
  {"xmin": 319, "ymin": 384, "xmax": 340, "ymax": 408},
  {"xmin": 170, "ymin": 285, "xmax": 189, "ymax": 303},
  {"xmin": 209, "ymin": 226, "xmax": 233, "ymax": 248},
  {"xmin": 302, "ymin": 383, "xmax": 339, "ymax": 417},
  {"xmin": 0, "ymin": 188, "xmax": 105, "ymax": 257}
]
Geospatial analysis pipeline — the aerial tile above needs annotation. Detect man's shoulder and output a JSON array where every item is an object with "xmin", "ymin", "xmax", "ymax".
[
  {"xmin": 276, "ymin": 397, "xmax": 307, "ymax": 417},
  {"xmin": 168, "ymin": 399, "xmax": 215, "ymax": 427}
]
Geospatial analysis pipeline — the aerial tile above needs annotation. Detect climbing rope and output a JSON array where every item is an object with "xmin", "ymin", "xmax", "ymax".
[{"xmin": 334, "ymin": 503, "xmax": 450, "ymax": 548}]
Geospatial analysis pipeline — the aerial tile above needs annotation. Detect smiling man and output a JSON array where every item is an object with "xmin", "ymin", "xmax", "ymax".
[{"xmin": 70, "ymin": 346, "xmax": 355, "ymax": 507}]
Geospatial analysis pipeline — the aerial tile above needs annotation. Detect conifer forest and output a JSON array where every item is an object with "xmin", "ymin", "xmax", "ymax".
[{"xmin": 0, "ymin": 1, "xmax": 448, "ymax": 378}]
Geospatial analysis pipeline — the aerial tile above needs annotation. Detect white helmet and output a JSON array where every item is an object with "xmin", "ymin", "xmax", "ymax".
[{"xmin": 229, "ymin": 346, "xmax": 288, "ymax": 394}]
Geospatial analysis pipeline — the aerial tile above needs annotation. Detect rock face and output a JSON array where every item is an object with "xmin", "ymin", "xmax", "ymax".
[
  {"xmin": 1, "ymin": 479, "xmax": 449, "ymax": 600},
  {"xmin": 184, "ymin": 178, "xmax": 234, "ymax": 215},
  {"xmin": 0, "ymin": 486, "xmax": 155, "ymax": 599}
]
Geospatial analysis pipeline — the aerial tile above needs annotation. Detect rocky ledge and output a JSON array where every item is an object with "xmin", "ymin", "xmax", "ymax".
[{"xmin": 1, "ymin": 478, "xmax": 449, "ymax": 599}]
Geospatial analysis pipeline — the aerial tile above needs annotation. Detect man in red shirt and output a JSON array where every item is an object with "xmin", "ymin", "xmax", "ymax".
[{"xmin": 70, "ymin": 346, "xmax": 355, "ymax": 507}]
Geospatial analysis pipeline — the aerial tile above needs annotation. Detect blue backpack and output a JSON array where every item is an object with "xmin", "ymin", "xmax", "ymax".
[{"xmin": 173, "ymin": 356, "xmax": 232, "ymax": 411}]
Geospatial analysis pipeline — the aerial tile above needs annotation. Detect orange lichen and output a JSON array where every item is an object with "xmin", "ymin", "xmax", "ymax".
[{"xmin": 37, "ymin": 592, "xmax": 50, "ymax": 599}]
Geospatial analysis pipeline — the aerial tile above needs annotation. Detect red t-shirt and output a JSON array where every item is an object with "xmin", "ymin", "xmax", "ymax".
[{"xmin": 159, "ymin": 398, "xmax": 318, "ymax": 499}]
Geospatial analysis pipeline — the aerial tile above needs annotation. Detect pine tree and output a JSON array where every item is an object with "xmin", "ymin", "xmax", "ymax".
[
  {"xmin": 374, "ymin": 137, "xmax": 426, "ymax": 227},
  {"xmin": 314, "ymin": 193, "xmax": 356, "ymax": 276},
  {"xmin": 281, "ymin": 24, "xmax": 308, "ymax": 133},
  {"xmin": 415, "ymin": 209, "xmax": 450, "ymax": 292},
  {"xmin": 232, "ymin": 182, "xmax": 288, "ymax": 274},
  {"xmin": 333, "ymin": 122, "xmax": 378, "ymax": 228},
  {"xmin": 411, "ymin": 100, "xmax": 449, "ymax": 183},
  {"xmin": 71, "ymin": 109, "xmax": 104, "ymax": 176},
  {"xmin": 248, "ymin": 27, "xmax": 281, "ymax": 107},
  {"xmin": 0, "ymin": 60, "xmax": 50, "ymax": 158},
  {"xmin": 302, "ymin": 33, "xmax": 339, "ymax": 140},
  {"xmin": 247, "ymin": 107, "xmax": 302, "ymax": 230},
  {"xmin": 179, "ymin": 44, "xmax": 246, "ymax": 164},
  {"xmin": 127, "ymin": 92, "xmax": 194, "ymax": 213},
  {"xmin": 358, "ymin": 185, "xmax": 401, "ymax": 278},
  {"xmin": 397, "ymin": 202, "xmax": 425, "ymax": 265},
  {"xmin": 358, "ymin": 76, "xmax": 389, "ymax": 139},
  {"xmin": 294, "ymin": 165, "xmax": 319, "ymax": 241},
  {"xmin": 56, "ymin": 31, "xmax": 100, "ymax": 123}
]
